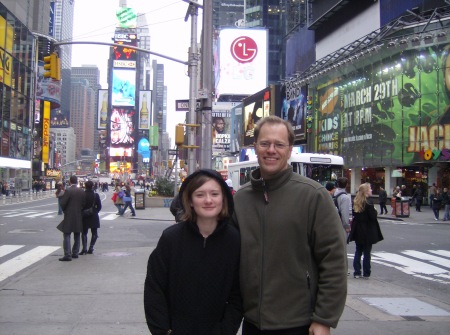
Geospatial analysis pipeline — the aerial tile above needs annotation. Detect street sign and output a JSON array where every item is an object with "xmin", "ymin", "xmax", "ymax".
[
  {"xmin": 168, "ymin": 149, "xmax": 178, "ymax": 155},
  {"xmin": 175, "ymin": 99, "xmax": 202, "ymax": 111}
]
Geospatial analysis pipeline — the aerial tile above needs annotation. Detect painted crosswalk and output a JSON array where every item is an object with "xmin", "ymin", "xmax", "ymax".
[
  {"xmin": 0, "ymin": 210, "xmax": 120, "ymax": 220},
  {"xmin": 0, "ymin": 245, "xmax": 60, "ymax": 282}
]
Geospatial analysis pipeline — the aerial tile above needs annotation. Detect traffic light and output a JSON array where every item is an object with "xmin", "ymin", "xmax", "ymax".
[
  {"xmin": 168, "ymin": 160, "xmax": 173, "ymax": 169},
  {"xmin": 175, "ymin": 125, "xmax": 185, "ymax": 146},
  {"xmin": 43, "ymin": 53, "xmax": 61, "ymax": 80},
  {"xmin": 179, "ymin": 160, "xmax": 184, "ymax": 168}
]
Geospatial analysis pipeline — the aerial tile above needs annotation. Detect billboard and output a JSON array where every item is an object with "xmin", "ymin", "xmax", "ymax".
[
  {"xmin": 111, "ymin": 69, "xmax": 136, "ymax": 106},
  {"xmin": 217, "ymin": 28, "xmax": 268, "ymax": 97},
  {"xmin": 110, "ymin": 107, "xmax": 135, "ymax": 150},
  {"xmin": 138, "ymin": 91, "xmax": 151, "ymax": 130},
  {"xmin": 113, "ymin": 32, "xmax": 137, "ymax": 67},
  {"xmin": 98, "ymin": 89, "xmax": 108, "ymax": 129},
  {"xmin": 212, "ymin": 102, "xmax": 238, "ymax": 153},
  {"xmin": 281, "ymin": 84, "xmax": 307, "ymax": 140}
]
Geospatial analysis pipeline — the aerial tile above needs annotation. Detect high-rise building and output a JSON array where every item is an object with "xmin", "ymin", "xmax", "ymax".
[
  {"xmin": 212, "ymin": 0, "xmax": 245, "ymax": 29},
  {"xmin": 136, "ymin": 11, "xmax": 151, "ymax": 91},
  {"xmin": 70, "ymin": 78, "xmax": 95, "ymax": 159},
  {"xmin": 50, "ymin": 127, "xmax": 76, "ymax": 168}
]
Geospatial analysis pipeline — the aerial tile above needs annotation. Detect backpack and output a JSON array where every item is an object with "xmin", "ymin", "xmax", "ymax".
[
  {"xmin": 333, "ymin": 192, "xmax": 347, "ymax": 219},
  {"xmin": 118, "ymin": 190, "xmax": 125, "ymax": 198}
]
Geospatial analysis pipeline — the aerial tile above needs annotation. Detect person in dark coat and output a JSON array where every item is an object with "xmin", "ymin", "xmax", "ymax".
[
  {"xmin": 80, "ymin": 180, "xmax": 102, "ymax": 255},
  {"xmin": 412, "ymin": 184, "xmax": 424, "ymax": 212},
  {"xmin": 58, "ymin": 175, "xmax": 86, "ymax": 261},
  {"xmin": 349, "ymin": 183, "xmax": 384, "ymax": 279},
  {"xmin": 169, "ymin": 193, "xmax": 183, "ymax": 223},
  {"xmin": 378, "ymin": 186, "xmax": 388, "ymax": 215},
  {"xmin": 144, "ymin": 169, "xmax": 242, "ymax": 335},
  {"xmin": 432, "ymin": 188, "xmax": 443, "ymax": 221}
]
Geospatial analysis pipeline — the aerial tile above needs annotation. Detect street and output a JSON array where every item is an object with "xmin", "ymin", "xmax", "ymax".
[{"xmin": 0, "ymin": 192, "xmax": 449, "ymax": 335}]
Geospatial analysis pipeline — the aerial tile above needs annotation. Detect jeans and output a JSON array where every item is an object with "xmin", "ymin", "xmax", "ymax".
[
  {"xmin": 242, "ymin": 320, "xmax": 310, "ymax": 335},
  {"xmin": 353, "ymin": 243, "xmax": 373, "ymax": 277},
  {"xmin": 57, "ymin": 198, "xmax": 63, "ymax": 215},
  {"xmin": 120, "ymin": 201, "xmax": 135, "ymax": 215},
  {"xmin": 444, "ymin": 204, "xmax": 450, "ymax": 221},
  {"xmin": 379, "ymin": 202, "xmax": 387, "ymax": 214},
  {"xmin": 415, "ymin": 199, "xmax": 422, "ymax": 211},
  {"xmin": 433, "ymin": 208, "xmax": 440, "ymax": 220},
  {"xmin": 63, "ymin": 232, "xmax": 81, "ymax": 257}
]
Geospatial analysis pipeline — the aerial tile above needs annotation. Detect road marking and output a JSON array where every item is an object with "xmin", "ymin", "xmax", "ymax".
[
  {"xmin": 0, "ymin": 246, "xmax": 60, "ymax": 282},
  {"xmin": 102, "ymin": 213, "xmax": 119, "ymax": 220},
  {"xmin": 402, "ymin": 250, "xmax": 450, "ymax": 269},
  {"xmin": 25, "ymin": 212, "xmax": 55, "ymax": 218},
  {"xmin": 3, "ymin": 212, "xmax": 36, "ymax": 217},
  {"xmin": 429, "ymin": 250, "xmax": 450, "ymax": 258},
  {"xmin": 0, "ymin": 245, "xmax": 24, "ymax": 258}
]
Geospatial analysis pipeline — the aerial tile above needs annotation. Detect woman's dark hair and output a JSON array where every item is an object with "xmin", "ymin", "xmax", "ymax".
[
  {"xmin": 85, "ymin": 180, "xmax": 93, "ymax": 189},
  {"xmin": 180, "ymin": 174, "xmax": 230, "ymax": 222}
]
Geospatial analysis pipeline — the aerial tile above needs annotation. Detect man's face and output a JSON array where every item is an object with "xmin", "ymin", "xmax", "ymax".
[
  {"xmin": 214, "ymin": 119, "xmax": 225, "ymax": 133},
  {"xmin": 255, "ymin": 123, "xmax": 292, "ymax": 180}
]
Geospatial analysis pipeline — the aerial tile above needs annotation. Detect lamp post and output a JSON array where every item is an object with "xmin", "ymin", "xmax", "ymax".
[{"xmin": 158, "ymin": 110, "xmax": 163, "ymax": 177}]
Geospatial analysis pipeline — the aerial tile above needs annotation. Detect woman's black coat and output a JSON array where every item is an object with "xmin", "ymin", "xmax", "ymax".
[
  {"xmin": 349, "ymin": 202, "xmax": 384, "ymax": 245},
  {"xmin": 82, "ymin": 189, "xmax": 102, "ymax": 229}
]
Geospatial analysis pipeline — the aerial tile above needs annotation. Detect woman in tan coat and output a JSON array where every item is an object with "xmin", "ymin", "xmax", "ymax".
[{"xmin": 113, "ymin": 185, "xmax": 124, "ymax": 214}]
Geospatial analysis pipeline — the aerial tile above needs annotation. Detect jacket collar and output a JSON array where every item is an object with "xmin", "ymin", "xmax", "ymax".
[{"xmin": 250, "ymin": 166, "xmax": 293, "ymax": 192}]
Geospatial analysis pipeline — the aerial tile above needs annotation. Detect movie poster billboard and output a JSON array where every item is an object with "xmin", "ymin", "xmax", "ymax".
[
  {"xmin": 312, "ymin": 43, "xmax": 450, "ymax": 167},
  {"xmin": 111, "ymin": 69, "xmax": 136, "ymax": 107},
  {"xmin": 280, "ymin": 84, "xmax": 306, "ymax": 140},
  {"xmin": 212, "ymin": 102, "xmax": 238, "ymax": 153}
]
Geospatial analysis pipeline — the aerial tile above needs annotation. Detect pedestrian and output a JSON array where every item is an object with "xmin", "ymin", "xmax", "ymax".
[
  {"xmin": 112, "ymin": 185, "xmax": 124, "ymax": 214},
  {"xmin": 55, "ymin": 182, "xmax": 65, "ymax": 215},
  {"xmin": 232, "ymin": 115, "xmax": 347, "ymax": 335},
  {"xmin": 325, "ymin": 181, "xmax": 336, "ymax": 196},
  {"xmin": 80, "ymin": 180, "xmax": 102, "ymax": 255},
  {"xmin": 334, "ymin": 177, "xmax": 352, "ymax": 235},
  {"xmin": 432, "ymin": 188, "xmax": 443, "ymax": 221},
  {"xmin": 429, "ymin": 183, "xmax": 437, "ymax": 208},
  {"xmin": 378, "ymin": 186, "xmax": 388, "ymax": 215},
  {"xmin": 412, "ymin": 184, "xmax": 424, "ymax": 212},
  {"xmin": 225, "ymin": 178, "xmax": 236, "ymax": 195},
  {"xmin": 119, "ymin": 185, "xmax": 136, "ymax": 216},
  {"xmin": 442, "ymin": 188, "xmax": 449, "ymax": 221},
  {"xmin": 144, "ymin": 169, "xmax": 242, "ymax": 334},
  {"xmin": 349, "ymin": 183, "xmax": 384, "ymax": 279},
  {"xmin": 57, "ymin": 175, "xmax": 86, "ymax": 262}
]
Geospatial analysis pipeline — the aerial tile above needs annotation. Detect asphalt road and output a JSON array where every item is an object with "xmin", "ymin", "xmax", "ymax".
[{"xmin": 0, "ymin": 191, "xmax": 449, "ymax": 335}]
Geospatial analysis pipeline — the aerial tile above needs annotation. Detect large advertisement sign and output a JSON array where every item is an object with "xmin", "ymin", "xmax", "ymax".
[
  {"xmin": 111, "ymin": 69, "xmax": 136, "ymax": 106},
  {"xmin": 242, "ymin": 87, "xmax": 273, "ymax": 146},
  {"xmin": 212, "ymin": 102, "xmax": 238, "ymax": 153},
  {"xmin": 138, "ymin": 91, "xmax": 151, "ymax": 130},
  {"xmin": 42, "ymin": 101, "xmax": 50, "ymax": 163},
  {"xmin": 98, "ymin": 89, "xmax": 109, "ymax": 129},
  {"xmin": 0, "ymin": 15, "xmax": 13, "ymax": 87},
  {"xmin": 313, "ymin": 43, "xmax": 450, "ymax": 166},
  {"xmin": 36, "ymin": 60, "xmax": 62, "ymax": 107},
  {"xmin": 110, "ymin": 107, "xmax": 135, "ymax": 149},
  {"xmin": 217, "ymin": 28, "xmax": 268, "ymax": 97},
  {"xmin": 281, "ymin": 84, "xmax": 307, "ymax": 140},
  {"xmin": 113, "ymin": 32, "xmax": 137, "ymax": 68}
]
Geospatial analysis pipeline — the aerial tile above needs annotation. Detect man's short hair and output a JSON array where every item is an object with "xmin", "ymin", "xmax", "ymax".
[
  {"xmin": 326, "ymin": 182, "xmax": 336, "ymax": 191},
  {"xmin": 337, "ymin": 177, "xmax": 348, "ymax": 189},
  {"xmin": 69, "ymin": 175, "xmax": 78, "ymax": 184}
]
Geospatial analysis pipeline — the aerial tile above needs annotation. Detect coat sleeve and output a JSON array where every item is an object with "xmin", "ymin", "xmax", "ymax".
[
  {"xmin": 220, "ymin": 259, "xmax": 243, "ymax": 334},
  {"xmin": 95, "ymin": 193, "xmax": 102, "ymax": 213},
  {"xmin": 144, "ymin": 233, "xmax": 172, "ymax": 335}
]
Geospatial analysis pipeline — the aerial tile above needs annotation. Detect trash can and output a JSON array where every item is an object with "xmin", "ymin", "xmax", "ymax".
[
  {"xmin": 391, "ymin": 197, "xmax": 397, "ymax": 216},
  {"xmin": 395, "ymin": 196, "xmax": 410, "ymax": 218},
  {"xmin": 134, "ymin": 190, "xmax": 145, "ymax": 209}
]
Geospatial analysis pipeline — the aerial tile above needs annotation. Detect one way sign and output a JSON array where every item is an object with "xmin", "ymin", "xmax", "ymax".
[{"xmin": 175, "ymin": 99, "xmax": 202, "ymax": 111}]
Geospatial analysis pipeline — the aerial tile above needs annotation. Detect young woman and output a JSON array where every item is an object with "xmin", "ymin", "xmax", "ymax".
[
  {"xmin": 144, "ymin": 169, "xmax": 242, "ymax": 335},
  {"xmin": 80, "ymin": 180, "xmax": 102, "ymax": 255},
  {"xmin": 349, "ymin": 183, "xmax": 384, "ymax": 279}
]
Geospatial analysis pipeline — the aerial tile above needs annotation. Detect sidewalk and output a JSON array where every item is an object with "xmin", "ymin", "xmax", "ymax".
[{"xmin": 377, "ymin": 203, "xmax": 450, "ymax": 225}]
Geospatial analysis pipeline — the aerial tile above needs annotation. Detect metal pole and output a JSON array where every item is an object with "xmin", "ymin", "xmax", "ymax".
[
  {"xmin": 187, "ymin": 3, "xmax": 199, "ymax": 175},
  {"xmin": 174, "ymin": 147, "xmax": 179, "ymax": 196},
  {"xmin": 200, "ymin": 0, "xmax": 213, "ymax": 169}
]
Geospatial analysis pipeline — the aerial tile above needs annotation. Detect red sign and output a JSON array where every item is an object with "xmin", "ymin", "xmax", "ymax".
[{"xmin": 230, "ymin": 36, "xmax": 258, "ymax": 64}]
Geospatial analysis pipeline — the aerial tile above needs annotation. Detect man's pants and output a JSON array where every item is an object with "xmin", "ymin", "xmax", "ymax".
[
  {"xmin": 63, "ymin": 232, "xmax": 81, "ymax": 257},
  {"xmin": 243, "ymin": 320, "xmax": 310, "ymax": 335}
]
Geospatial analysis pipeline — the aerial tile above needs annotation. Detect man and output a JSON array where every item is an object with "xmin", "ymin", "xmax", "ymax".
[
  {"xmin": 57, "ymin": 175, "xmax": 86, "ymax": 261},
  {"xmin": 325, "ymin": 182, "xmax": 336, "ymax": 196},
  {"xmin": 334, "ymin": 177, "xmax": 352, "ymax": 235},
  {"xmin": 378, "ymin": 186, "xmax": 388, "ymax": 215},
  {"xmin": 233, "ymin": 116, "xmax": 347, "ymax": 335},
  {"xmin": 429, "ymin": 183, "xmax": 437, "ymax": 208},
  {"xmin": 212, "ymin": 117, "xmax": 226, "ymax": 134}
]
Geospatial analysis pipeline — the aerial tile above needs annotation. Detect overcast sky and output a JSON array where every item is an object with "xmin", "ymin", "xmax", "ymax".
[{"xmin": 71, "ymin": 0, "xmax": 201, "ymax": 145}]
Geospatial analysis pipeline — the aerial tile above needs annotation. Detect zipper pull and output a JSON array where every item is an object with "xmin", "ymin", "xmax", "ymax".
[{"xmin": 263, "ymin": 180, "xmax": 269, "ymax": 203}]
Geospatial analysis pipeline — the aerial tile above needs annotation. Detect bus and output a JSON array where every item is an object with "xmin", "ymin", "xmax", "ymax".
[{"xmin": 227, "ymin": 152, "xmax": 344, "ymax": 191}]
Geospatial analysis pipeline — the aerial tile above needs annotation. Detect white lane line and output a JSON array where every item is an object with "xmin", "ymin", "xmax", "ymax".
[
  {"xmin": 101, "ymin": 214, "xmax": 119, "ymax": 220},
  {"xmin": 25, "ymin": 212, "xmax": 55, "ymax": 218},
  {"xmin": 0, "ymin": 246, "xmax": 60, "ymax": 282},
  {"xmin": 402, "ymin": 250, "xmax": 450, "ymax": 269},
  {"xmin": 3, "ymin": 212, "xmax": 37, "ymax": 217},
  {"xmin": 372, "ymin": 252, "xmax": 450, "ymax": 278},
  {"xmin": 0, "ymin": 245, "xmax": 24, "ymax": 258},
  {"xmin": 429, "ymin": 250, "xmax": 450, "ymax": 258}
]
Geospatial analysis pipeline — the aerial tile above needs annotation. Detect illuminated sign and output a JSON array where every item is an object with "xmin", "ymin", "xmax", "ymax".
[
  {"xmin": 111, "ymin": 69, "xmax": 136, "ymax": 106},
  {"xmin": 217, "ymin": 28, "xmax": 267, "ymax": 97},
  {"xmin": 42, "ymin": 101, "xmax": 50, "ymax": 163},
  {"xmin": 113, "ymin": 60, "xmax": 136, "ymax": 68}
]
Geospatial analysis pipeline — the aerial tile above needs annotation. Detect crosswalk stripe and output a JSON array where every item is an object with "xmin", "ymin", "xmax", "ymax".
[
  {"xmin": 25, "ymin": 212, "xmax": 55, "ymax": 218},
  {"xmin": 4, "ymin": 212, "xmax": 36, "ymax": 217},
  {"xmin": 0, "ymin": 246, "xmax": 60, "ymax": 282},
  {"xmin": 429, "ymin": 250, "xmax": 450, "ymax": 258},
  {"xmin": 0, "ymin": 245, "xmax": 24, "ymax": 258},
  {"xmin": 102, "ymin": 213, "xmax": 119, "ymax": 220},
  {"xmin": 402, "ymin": 250, "xmax": 450, "ymax": 269}
]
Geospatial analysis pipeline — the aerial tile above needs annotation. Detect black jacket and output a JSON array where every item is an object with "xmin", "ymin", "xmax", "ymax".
[
  {"xmin": 144, "ymin": 220, "xmax": 242, "ymax": 335},
  {"xmin": 349, "ymin": 202, "xmax": 384, "ymax": 245},
  {"xmin": 82, "ymin": 189, "xmax": 102, "ymax": 229}
]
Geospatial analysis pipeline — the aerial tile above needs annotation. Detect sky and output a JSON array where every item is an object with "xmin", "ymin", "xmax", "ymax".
[{"xmin": 71, "ymin": 0, "xmax": 201, "ymax": 146}]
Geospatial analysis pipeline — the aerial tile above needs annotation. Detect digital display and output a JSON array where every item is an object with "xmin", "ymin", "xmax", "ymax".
[{"xmin": 111, "ymin": 69, "xmax": 136, "ymax": 107}]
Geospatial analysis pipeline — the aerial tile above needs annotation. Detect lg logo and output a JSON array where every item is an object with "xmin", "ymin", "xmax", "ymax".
[{"xmin": 230, "ymin": 36, "xmax": 258, "ymax": 64}]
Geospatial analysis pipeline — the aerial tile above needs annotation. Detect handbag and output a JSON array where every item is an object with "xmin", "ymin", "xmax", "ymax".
[
  {"xmin": 123, "ymin": 196, "xmax": 132, "ymax": 202},
  {"xmin": 82, "ymin": 202, "xmax": 96, "ymax": 217}
]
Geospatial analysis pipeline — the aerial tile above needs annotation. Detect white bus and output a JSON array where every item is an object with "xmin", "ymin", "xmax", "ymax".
[{"xmin": 227, "ymin": 152, "xmax": 344, "ymax": 191}]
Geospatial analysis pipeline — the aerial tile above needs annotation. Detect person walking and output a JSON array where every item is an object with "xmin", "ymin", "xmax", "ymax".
[
  {"xmin": 232, "ymin": 116, "xmax": 347, "ymax": 335},
  {"xmin": 119, "ymin": 185, "xmax": 136, "ymax": 216},
  {"xmin": 55, "ymin": 182, "xmax": 65, "ymax": 215},
  {"xmin": 334, "ymin": 177, "xmax": 352, "ymax": 235},
  {"xmin": 113, "ymin": 185, "xmax": 124, "ymax": 214},
  {"xmin": 349, "ymin": 183, "xmax": 384, "ymax": 279},
  {"xmin": 80, "ymin": 180, "xmax": 102, "ymax": 255},
  {"xmin": 412, "ymin": 184, "xmax": 424, "ymax": 212},
  {"xmin": 429, "ymin": 183, "xmax": 437, "ymax": 208},
  {"xmin": 442, "ymin": 188, "xmax": 449, "ymax": 221},
  {"xmin": 378, "ymin": 186, "xmax": 388, "ymax": 215},
  {"xmin": 57, "ymin": 175, "xmax": 86, "ymax": 262},
  {"xmin": 432, "ymin": 188, "xmax": 443, "ymax": 221},
  {"xmin": 144, "ymin": 169, "xmax": 242, "ymax": 335}
]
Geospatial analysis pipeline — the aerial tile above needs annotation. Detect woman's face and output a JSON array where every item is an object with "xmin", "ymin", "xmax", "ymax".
[
  {"xmin": 366, "ymin": 186, "xmax": 373, "ymax": 197},
  {"xmin": 191, "ymin": 179, "xmax": 223, "ymax": 220}
]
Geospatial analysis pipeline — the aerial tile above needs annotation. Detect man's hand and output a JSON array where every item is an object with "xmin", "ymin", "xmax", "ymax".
[{"xmin": 309, "ymin": 322, "xmax": 330, "ymax": 335}]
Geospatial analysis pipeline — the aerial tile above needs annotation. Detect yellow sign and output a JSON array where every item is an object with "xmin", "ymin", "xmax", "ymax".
[{"xmin": 42, "ymin": 101, "xmax": 50, "ymax": 163}]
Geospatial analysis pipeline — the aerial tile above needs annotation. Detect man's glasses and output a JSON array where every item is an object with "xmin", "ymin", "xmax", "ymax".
[{"xmin": 256, "ymin": 141, "xmax": 290, "ymax": 150}]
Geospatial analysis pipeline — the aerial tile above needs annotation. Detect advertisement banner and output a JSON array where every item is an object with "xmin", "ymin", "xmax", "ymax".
[
  {"xmin": 111, "ymin": 69, "xmax": 136, "ymax": 106},
  {"xmin": 217, "ymin": 28, "xmax": 268, "ymax": 97},
  {"xmin": 212, "ymin": 102, "xmax": 237, "ymax": 153},
  {"xmin": 281, "ymin": 84, "xmax": 307, "ymax": 140},
  {"xmin": 149, "ymin": 125, "xmax": 159, "ymax": 147},
  {"xmin": 36, "ymin": 60, "xmax": 61, "ymax": 107},
  {"xmin": 98, "ymin": 89, "xmax": 109, "ymax": 129},
  {"xmin": 242, "ymin": 87, "xmax": 272, "ymax": 146},
  {"xmin": 138, "ymin": 90, "xmax": 151, "ymax": 130},
  {"xmin": 312, "ymin": 43, "xmax": 450, "ymax": 166},
  {"xmin": 42, "ymin": 101, "xmax": 50, "ymax": 163},
  {"xmin": 110, "ymin": 107, "xmax": 135, "ymax": 147}
]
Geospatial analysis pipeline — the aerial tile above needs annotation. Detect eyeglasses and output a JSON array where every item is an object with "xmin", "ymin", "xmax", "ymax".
[{"xmin": 257, "ymin": 141, "xmax": 291, "ymax": 150}]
